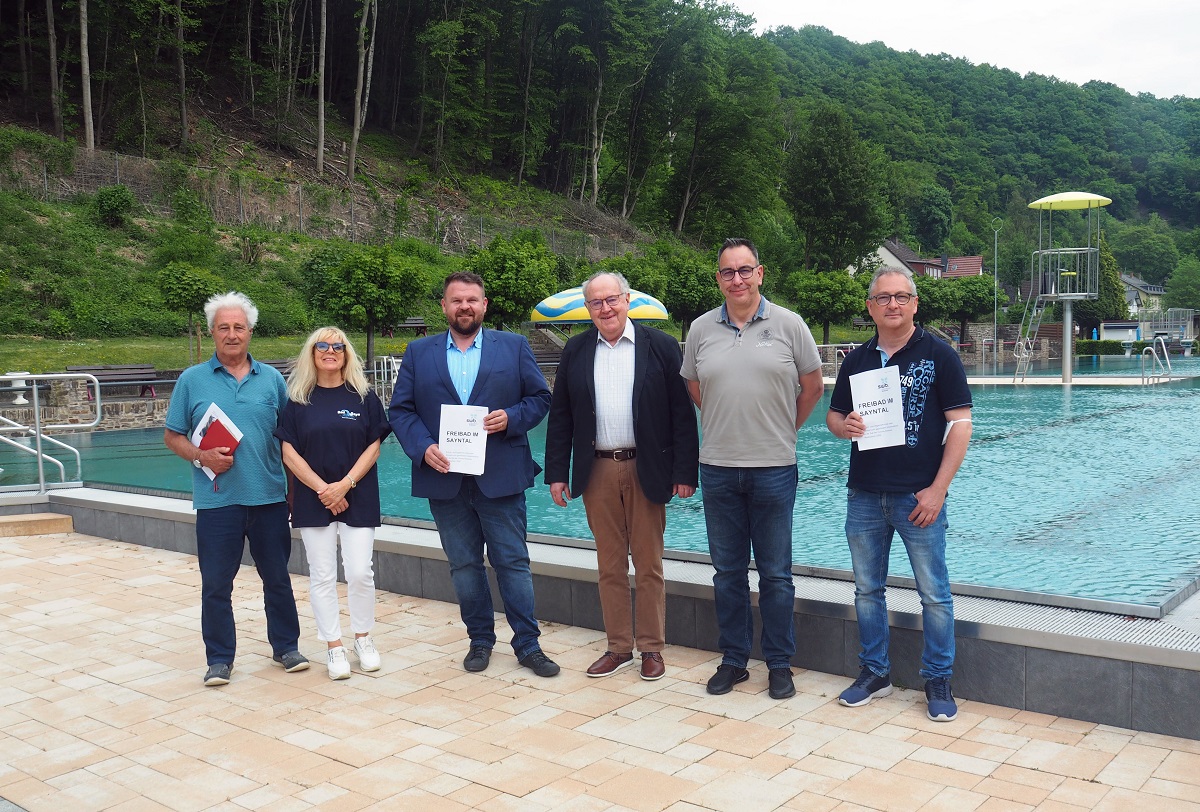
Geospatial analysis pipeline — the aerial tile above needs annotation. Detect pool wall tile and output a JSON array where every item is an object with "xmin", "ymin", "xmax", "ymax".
[
  {"xmin": 172, "ymin": 520, "xmax": 197, "ymax": 555},
  {"xmin": 693, "ymin": 598, "xmax": 721, "ymax": 655},
  {"xmin": 92, "ymin": 508, "xmax": 121, "ymax": 543},
  {"xmin": 376, "ymin": 550, "xmax": 421, "ymax": 598},
  {"xmin": 794, "ymin": 613, "xmax": 846, "ymax": 675},
  {"xmin": 420, "ymin": 558, "xmax": 457, "ymax": 605},
  {"xmin": 531, "ymin": 573, "xmax": 572, "ymax": 625},
  {"xmin": 956, "ymin": 637, "xmax": 1025, "ymax": 708},
  {"xmin": 665, "ymin": 594, "xmax": 698, "ymax": 649},
  {"xmin": 570, "ymin": 581, "xmax": 605, "ymax": 633},
  {"xmin": 1026, "ymin": 649, "xmax": 1132, "ymax": 729},
  {"xmin": 1132, "ymin": 663, "xmax": 1200, "ymax": 739},
  {"xmin": 116, "ymin": 512, "xmax": 146, "ymax": 547}
]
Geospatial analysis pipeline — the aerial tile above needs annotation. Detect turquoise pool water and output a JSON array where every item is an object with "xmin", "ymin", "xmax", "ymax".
[{"xmin": 4, "ymin": 379, "xmax": 1199, "ymax": 607}]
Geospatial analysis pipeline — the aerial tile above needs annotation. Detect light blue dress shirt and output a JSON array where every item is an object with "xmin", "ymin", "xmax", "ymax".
[{"xmin": 446, "ymin": 329, "xmax": 483, "ymax": 404}]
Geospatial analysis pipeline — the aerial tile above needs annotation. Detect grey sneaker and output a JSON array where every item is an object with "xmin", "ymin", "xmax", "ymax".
[
  {"xmin": 203, "ymin": 663, "xmax": 232, "ymax": 686},
  {"xmin": 518, "ymin": 650, "xmax": 561, "ymax": 677},
  {"xmin": 272, "ymin": 650, "xmax": 310, "ymax": 672}
]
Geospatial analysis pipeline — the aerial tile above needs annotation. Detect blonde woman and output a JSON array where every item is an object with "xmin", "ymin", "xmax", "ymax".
[{"xmin": 275, "ymin": 328, "xmax": 391, "ymax": 680}]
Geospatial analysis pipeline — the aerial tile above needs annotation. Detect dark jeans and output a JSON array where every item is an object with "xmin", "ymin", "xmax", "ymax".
[
  {"xmin": 700, "ymin": 463, "xmax": 798, "ymax": 670},
  {"xmin": 195, "ymin": 502, "xmax": 301, "ymax": 666},
  {"xmin": 428, "ymin": 477, "xmax": 541, "ymax": 659}
]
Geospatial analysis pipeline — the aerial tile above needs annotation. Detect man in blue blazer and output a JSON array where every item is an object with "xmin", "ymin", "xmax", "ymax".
[
  {"xmin": 544, "ymin": 271, "xmax": 698, "ymax": 681},
  {"xmin": 389, "ymin": 272, "xmax": 558, "ymax": 677}
]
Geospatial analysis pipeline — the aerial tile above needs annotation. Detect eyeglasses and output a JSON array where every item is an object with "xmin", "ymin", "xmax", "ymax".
[
  {"xmin": 315, "ymin": 341, "xmax": 346, "ymax": 353},
  {"xmin": 586, "ymin": 295, "xmax": 627, "ymax": 311},
  {"xmin": 718, "ymin": 266, "xmax": 758, "ymax": 281},
  {"xmin": 868, "ymin": 293, "xmax": 915, "ymax": 306}
]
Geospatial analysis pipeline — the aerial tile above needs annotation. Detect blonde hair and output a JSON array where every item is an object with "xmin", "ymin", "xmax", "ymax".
[{"xmin": 286, "ymin": 327, "xmax": 370, "ymax": 404}]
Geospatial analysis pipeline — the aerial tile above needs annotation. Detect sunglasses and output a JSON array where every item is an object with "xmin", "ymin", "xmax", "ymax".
[{"xmin": 314, "ymin": 341, "xmax": 346, "ymax": 353}]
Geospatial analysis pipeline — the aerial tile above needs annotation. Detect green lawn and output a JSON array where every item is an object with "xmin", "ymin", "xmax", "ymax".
[{"xmin": 0, "ymin": 333, "xmax": 416, "ymax": 374}]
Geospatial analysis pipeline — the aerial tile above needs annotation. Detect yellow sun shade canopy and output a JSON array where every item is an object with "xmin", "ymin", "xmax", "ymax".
[{"xmin": 1028, "ymin": 191, "xmax": 1112, "ymax": 210}]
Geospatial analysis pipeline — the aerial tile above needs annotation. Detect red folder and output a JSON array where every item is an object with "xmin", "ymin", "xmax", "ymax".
[{"xmin": 199, "ymin": 418, "xmax": 240, "ymax": 453}]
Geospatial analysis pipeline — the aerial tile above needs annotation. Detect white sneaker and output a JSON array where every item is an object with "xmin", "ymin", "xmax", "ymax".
[
  {"xmin": 326, "ymin": 646, "xmax": 351, "ymax": 680},
  {"xmin": 353, "ymin": 635, "xmax": 381, "ymax": 672}
]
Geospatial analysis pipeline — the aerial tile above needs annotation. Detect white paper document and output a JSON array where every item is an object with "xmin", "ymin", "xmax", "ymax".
[
  {"xmin": 440, "ymin": 404, "xmax": 488, "ymax": 475},
  {"xmin": 848, "ymin": 366, "xmax": 905, "ymax": 451},
  {"xmin": 189, "ymin": 402, "xmax": 245, "ymax": 481}
]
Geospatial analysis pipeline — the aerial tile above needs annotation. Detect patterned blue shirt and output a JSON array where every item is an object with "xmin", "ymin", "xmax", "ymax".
[
  {"xmin": 445, "ymin": 329, "xmax": 483, "ymax": 404},
  {"xmin": 165, "ymin": 354, "xmax": 289, "ymax": 509}
]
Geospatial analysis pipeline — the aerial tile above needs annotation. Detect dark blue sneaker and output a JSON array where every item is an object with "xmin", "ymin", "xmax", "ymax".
[
  {"xmin": 925, "ymin": 677, "xmax": 958, "ymax": 722},
  {"xmin": 838, "ymin": 667, "xmax": 893, "ymax": 707}
]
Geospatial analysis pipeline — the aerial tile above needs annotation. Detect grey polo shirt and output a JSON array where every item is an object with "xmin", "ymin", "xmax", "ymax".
[{"xmin": 681, "ymin": 297, "xmax": 822, "ymax": 467}]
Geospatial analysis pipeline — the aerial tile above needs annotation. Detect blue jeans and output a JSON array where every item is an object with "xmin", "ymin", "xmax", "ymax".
[
  {"xmin": 700, "ymin": 464, "xmax": 797, "ymax": 670},
  {"xmin": 428, "ymin": 477, "xmax": 541, "ymax": 659},
  {"xmin": 195, "ymin": 502, "xmax": 301, "ymax": 666},
  {"xmin": 845, "ymin": 488, "xmax": 955, "ymax": 681}
]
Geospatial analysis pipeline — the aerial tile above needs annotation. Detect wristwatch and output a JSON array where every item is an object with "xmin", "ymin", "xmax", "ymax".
[{"xmin": 193, "ymin": 454, "xmax": 203, "ymax": 469}]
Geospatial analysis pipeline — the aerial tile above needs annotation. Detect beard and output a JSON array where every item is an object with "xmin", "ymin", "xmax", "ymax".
[{"xmin": 449, "ymin": 312, "xmax": 482, "ymax": 337}]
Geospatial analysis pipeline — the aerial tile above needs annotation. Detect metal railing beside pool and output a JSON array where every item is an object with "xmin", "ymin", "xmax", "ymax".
[{"xmin": 0, "ymin": 373, "xmax": 101, "ymax": 493}]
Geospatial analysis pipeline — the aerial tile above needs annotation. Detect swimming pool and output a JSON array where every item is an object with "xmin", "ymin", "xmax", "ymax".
[{"xmin": 4, "ymin": 379, "xmax": 1198, "ymax": 610}]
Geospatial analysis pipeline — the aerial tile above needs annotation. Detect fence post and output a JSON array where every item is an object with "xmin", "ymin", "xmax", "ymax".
[
  {"xmin": 42, "ymin": 162, "xmax": 49, "ymax": 200},
  {"xmin": 350, "ymin": 189, "xmax": 356, "ymax": 240},
  {"xmin": 114, "ymin": 152, "xmax": 120, "ymax": 185},
  {"xmin": 237, "ymin": 180, "xmax": 245, "ymax": 224},
  {"xmin": 298, "ymin": 184, "xmax": 304, "ymax": 234}
]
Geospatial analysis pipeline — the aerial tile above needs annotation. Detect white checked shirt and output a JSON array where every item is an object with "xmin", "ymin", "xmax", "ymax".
[{"xmin": 594, "ymin": 320, "xmax": 636, "ymax": 451}]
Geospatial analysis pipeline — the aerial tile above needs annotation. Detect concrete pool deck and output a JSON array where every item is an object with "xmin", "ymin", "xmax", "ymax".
[{"xmin": 5, "ymin": 527, "xmax": 1200, "ymax": 810}]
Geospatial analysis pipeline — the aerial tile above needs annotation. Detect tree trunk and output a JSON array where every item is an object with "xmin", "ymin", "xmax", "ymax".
[
  {"xmin": 80, "ymin": 0, "xmax": 94, "ymax": 151},
  {"xmin": 18, "ymin": 0, "xmax": 30, "ymax": 96},
  {"xmin": 45, "ymin": 0, "xmax": 63, "ymax": 139},
  {"xmin": 176, "ymin": 0, "xmax": 188, "ymax": 146},
  {"xmin": 132, "ymin": 49, "xmax": 149, "ymax": 157},
  {"xmin": 316, "ymin": 0, "xmax": 326, "ymax": 175},
  {"xmin": 347, "ymin": 0, "xmax": 371, "ymax": 183}
]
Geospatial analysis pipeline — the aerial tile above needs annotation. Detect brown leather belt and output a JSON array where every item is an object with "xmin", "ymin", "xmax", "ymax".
[{"xmin": 595, "ymin": 448, "xmax": 636, "ymax": 461}]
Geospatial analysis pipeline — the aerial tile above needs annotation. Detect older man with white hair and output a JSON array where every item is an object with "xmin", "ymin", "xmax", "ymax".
[{"xmin": 164, "ymin": 291, "xmax": 308, "ymax": 687}]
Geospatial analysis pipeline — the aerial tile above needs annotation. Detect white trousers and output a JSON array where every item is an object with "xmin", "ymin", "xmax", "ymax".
[{"xmin": 299, "ymin": 523, "xmax": 377, "ymax": 643}]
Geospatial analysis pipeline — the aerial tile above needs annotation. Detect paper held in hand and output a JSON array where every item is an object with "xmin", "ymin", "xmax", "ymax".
[
  {"xmin": 190, "ymin": 402, "xmax": 244, "ymax": 480},
  {"xmin": 848, "ymin": 366, "xmax": 905, "ymax": 450},
  {"xmin": 440, "ymin": 404, "xmax": 488, "ymax": 475}
]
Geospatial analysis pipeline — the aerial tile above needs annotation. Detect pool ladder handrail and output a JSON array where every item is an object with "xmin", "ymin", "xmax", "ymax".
[
  {"xmin": 0, "ymin": 373, "xmax": 101, "ymax": 493},
  {"xmin": 1140, "ymin": 337, "xmax": 1174, "ymax": 384},
  {"xmin": 1013, "ymin": 294, "xmax": 1049, "ymax": 382}
]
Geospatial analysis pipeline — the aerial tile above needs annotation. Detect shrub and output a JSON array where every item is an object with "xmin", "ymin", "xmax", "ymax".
[{"xmin": 94, "ymin": 184, "xmax": 137, "ymax": 227}]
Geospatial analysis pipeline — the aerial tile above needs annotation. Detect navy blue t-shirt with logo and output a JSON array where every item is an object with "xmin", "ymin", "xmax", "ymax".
[
  {"xmin": 829, "ymin": 327, "xmax": 972, "ymax": 493},
  {"xmin": 275, "ymin": 385, "xmax": 391, "ymax": 527}
]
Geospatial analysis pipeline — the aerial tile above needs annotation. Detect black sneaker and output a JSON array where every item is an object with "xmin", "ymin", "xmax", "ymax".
[
  {"xmin": 203, "ymin": 663, "xmax": 232, "ymax": 686},
  {"xmin": 518, "ymin": 650, "xmax": 561, "ymax": 677},
  {"xmin": 768, "ymin": 667, "xmax": 796, "ymax": 700},
  {"xmin": 463, "ymin": 645, "xmax": 492, "ymax": 673},
  {"xmin": 272, "ymin": 650, "xmax": 310, "ymax": 672},
  {"xmin": 839, "ymin": 667, "xmax": 893, "ymax": 707},
  {"xmin": 706, "ymin": 664, "xmax": 749, "ymax": 695}
]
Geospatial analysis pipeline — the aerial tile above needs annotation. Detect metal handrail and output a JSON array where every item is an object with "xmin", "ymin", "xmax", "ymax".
[
  {"xmin": 0, "ymin": 373, "xmax": 101, "ymax": 493},
  {"xmin": 1140, "ymin": 339, "xmax": 1173, "ymax": 385}
]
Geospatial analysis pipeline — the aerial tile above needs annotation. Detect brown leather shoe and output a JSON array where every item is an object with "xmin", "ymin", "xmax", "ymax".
[
  {"xmin": 640, "ymin": 651, "xmax": 666, "ymax": 681},
  {"xmin": 587, "ymin": 651, "xmax": 634, "ymax": 678}
]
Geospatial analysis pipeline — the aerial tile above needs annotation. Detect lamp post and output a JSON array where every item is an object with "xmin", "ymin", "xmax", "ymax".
[{"xmin": 992, "ymin": 216, "xmax": 1002, "ymax": 376}]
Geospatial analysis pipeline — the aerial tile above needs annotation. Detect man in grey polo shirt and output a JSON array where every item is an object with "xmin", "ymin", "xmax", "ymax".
[
  {"xmin": 164, "ymin": 291, "xmax": 307, "ymax": 687},
  {"xmin": 681, "ymin": 238, "xmax": 824, "ymax": 700}
]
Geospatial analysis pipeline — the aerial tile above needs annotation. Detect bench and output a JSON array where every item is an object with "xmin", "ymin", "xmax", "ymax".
[
  {"xmin": 66, "ymin": 364, "xmax": 160, "ymax": 399},
  {"xmin": 382, "ymin": 317, "xmax": 428, "ymax": 338},
  {"xmin": 851, "ymin": 317, "xmax": 872, "ymax": 330},
  {"xmin": 258, "ymin": 359, "xmax": 295, "ymax": 376}
]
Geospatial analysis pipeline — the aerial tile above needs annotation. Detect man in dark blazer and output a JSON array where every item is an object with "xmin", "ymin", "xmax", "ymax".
[
  {"xmin": 389, "ymin": 271, "xmax": 558, "ymax": 677},
  {"xmin": 544, "ymin": 271, "xmax": 699, "ymax": 681}
]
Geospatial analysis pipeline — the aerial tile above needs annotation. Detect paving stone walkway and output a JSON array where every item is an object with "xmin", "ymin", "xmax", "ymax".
[{"xmin": 2, "ymin": 532, "xmax": 1199, "ymax": 811}]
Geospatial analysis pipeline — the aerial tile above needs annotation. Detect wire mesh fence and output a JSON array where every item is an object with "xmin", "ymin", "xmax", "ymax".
[{"xmin": 0, "ymin": 147, "xmax": 641, "ymax": 261}]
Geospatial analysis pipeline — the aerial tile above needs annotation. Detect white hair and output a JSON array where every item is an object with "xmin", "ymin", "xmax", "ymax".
[
  {"xmin": 204, "ymin": 291, "xmax": 260, "ymax": 331},
  {"xmin": 582, "ymin": 271, "xmax": 631, "ymax": 300}
]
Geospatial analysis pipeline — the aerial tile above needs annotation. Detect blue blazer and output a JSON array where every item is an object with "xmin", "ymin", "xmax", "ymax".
[{"xmin": 388, "ymin": 328, "xmax": 551, "ymax": 500}]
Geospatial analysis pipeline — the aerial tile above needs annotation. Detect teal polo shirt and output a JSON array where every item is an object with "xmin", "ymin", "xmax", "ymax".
[{"xmin": 165, "ymin": 353, "xmax": 289, "ymax": 509}]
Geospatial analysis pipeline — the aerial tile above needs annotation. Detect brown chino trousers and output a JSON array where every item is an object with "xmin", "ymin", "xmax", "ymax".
[{"xmin": 581, "ymin": 456, "xmax": 667, "ymax": 654}]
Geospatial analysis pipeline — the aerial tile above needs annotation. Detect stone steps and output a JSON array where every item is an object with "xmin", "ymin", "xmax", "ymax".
[{"xmin": 0, "ymin": 512, "xmax": 74, "ymax": 536}]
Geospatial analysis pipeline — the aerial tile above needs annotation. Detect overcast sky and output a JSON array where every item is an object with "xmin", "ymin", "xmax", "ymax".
[{"xmin": 732, "ymin": 0, "xmax": 1198, "ymax": 100}]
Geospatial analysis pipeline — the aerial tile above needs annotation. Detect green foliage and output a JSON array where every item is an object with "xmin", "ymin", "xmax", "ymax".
[
  {"xmin": 783, "ymin": 269, "xmax": 865, "ymax": 344},
  {"xmin": 1076, "ymin": 339, "xmax": 1129, "ymax": 355},
  {"xmin": 1164, "ymin": 255, "xmax": 1200, "ymax": 310},
  {"xmin": 947, "ymin": 275, "xmax": 1004, "ymax": 340},
  {"xmin": 1111, "ymin": 219, "xmax": 1180, "ymax": 285},
  {"xmin": 783, "ymin": 103, "xmax": 891, "ymax": 272},
  {"xmin": 913, "ymin": 275, "xmax": 958, "ymax": 326},
  {"xmin": 909, "ymin": 183, "xmax": 953, "ymax": 252},
  {"xmin": 170, "ymin": 188, "xmax": 215, "ymax": 233},
  {"xmin": 462, "ymin": 235, "xmax": 559, "ymax": 327},
  {"xmin": 0, "ymin": 126, "xmax": 75, "ymax": 174},
  {"xmin": 94, "ymin": 185, "xmax": 137, "ymax": 227},
  {"xmin": 232, "ymin": 225, "xmax": 270, "ymax": 266},
  {"xmin": 1074, "ymin": 237, "xmax": 1128, "ymax": 332},
  {"xmin": 159, "ymin": 262, "xmax": 221, "ymax": 318}
]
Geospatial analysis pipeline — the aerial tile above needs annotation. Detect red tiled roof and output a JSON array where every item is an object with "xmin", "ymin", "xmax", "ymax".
[{"xmin": 944, "ymin": 256, "xmax": 984, "ymax": 277}]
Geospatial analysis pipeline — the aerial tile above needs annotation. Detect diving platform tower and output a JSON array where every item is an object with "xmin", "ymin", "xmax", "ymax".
[{"xmin": 1014, "ymin": 191, "xmax": 1112, "ymax": 382}]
